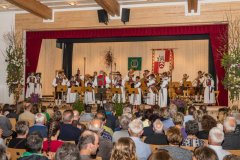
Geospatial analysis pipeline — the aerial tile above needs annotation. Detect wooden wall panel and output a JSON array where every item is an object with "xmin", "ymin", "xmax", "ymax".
[{"xmin": 15, "ymin": 2, "xmax": 240, "ymax": 32}]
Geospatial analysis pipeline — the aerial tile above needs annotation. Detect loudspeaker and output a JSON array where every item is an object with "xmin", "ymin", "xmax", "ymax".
[
  {"xmin": 97, "ymin": 9, "xmax": 108, "ymax": 25},
  {"xmin": 56, "ymin": 42, "xmax": 63, "ymax": 49},
  {"xmin": 121, "ymin": 8, "xmax": 130, "ymax": 24}
]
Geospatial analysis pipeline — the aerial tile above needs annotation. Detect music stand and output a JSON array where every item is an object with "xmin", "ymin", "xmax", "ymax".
[
  {"xmin": 57, "ymin": 85, "xmax": 67, "ymax": 92},
  {"xmin": 71, "ymin": 86, "xmax": 81, "ymax": 94},
  {"xmin": 128, "ymin": 88, "xmax": 139, "ymax": 94},
  {"xmin": 84, "ymin": 86, "xmax": 93, "ymax": 92},
  {"xmin": 112, "ymin": 88, "xmax": 122, "ymax": 94},
  {"xmin": 141, "ymin": 86, "xmax": 149, "ymax": 93}
]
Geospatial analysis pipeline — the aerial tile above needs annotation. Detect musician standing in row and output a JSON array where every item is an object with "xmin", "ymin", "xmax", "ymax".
[
  {"xmin": 26, "ymin": 72, "xmax": 36, "ymax": 99},
  {"xmin": 147, "ymin": 74, "xmax": 156, "ymax": 106},
  {"xmin": 204, "ymin": 73, "xmax": 215, "ymax": 105},
  {"xmin": 193, "ymin": 71, "xmax": 205, "ymax": 102},
  {"xmin": 130, "ymin": 76, "xmax": 141, "ymax": 106},
  {"xmin": 112, "ymin": 73, "xmax": 124, "ymax": 103},
  {"xmin": 52, "ymin": 71, "xmax": 68, "ymax": 105},
  {"xmin": 66, "ymin": 76, "xmax": 79, "ymax": 104},
  {"xmin": 158, "ymin": 72, "xmax": 169, "ymax": 108},
  {"xmin": 84, "ymin": 76, "xmax": 95, "ymax": 105}
]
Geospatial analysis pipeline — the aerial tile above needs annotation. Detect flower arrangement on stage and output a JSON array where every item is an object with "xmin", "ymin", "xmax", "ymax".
[
  {"xmin": 3, "ymin": 31, "xmax": 24, "ymax": 104},
  {"xmin": 220, "ymin": 14, "xmax": 240, "ymax": 102},
  {"xmin": 104, "ymin": 49, "xmax": 114, "ymax": 68}
]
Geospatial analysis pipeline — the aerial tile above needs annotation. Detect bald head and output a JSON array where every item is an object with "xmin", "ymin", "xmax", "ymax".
[{"xmin": 224, "ymin": 116, "xmax": 237, "ymax": 133}]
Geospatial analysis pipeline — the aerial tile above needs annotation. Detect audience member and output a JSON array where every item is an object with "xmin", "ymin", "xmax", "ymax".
[
  {"xmin": 18, "ymin": 103, "xmax": 35, "ymax": 124},
  {"xmin": 173, "ymin": 112, "xmax": 187, "ymax": 139},
  {"xmin": 128, "ymin": 119, "xmax": 151, "ymax": 160},
  {"xmin": 29, "ymin": 113, "xmax": 48, "ymax": 139},
  {"xmin": 6, "ymin": 104, "xmax": 19, "ymax": 120},
  {"xmin": 8, "ymin": 121, "xmax": 29, "ymax": 149},
  {"xmin": 143, "ymin": 113, "xmax": 159, "ymax": 137},
  {"xmin": 199, "ymin": 105, "xmax": 208, "ymax": 114},
  {"xmin": 95, "ymin": 112, "xmax": 113, "ymax": 140},
  {"xmin": 110, "ymin": 137, "xmax": 137, "ymax": 160},
  {"xmin": 159, "ymin": 107, "xmax": 174, "ymax": 131},
  {"xmin": 31, "ymin": 104, "xmax": 39, "ymax": 114},
  {"xmin": 217, "ymin": 108, "xmax": 228, "ymax": 124},
  {"xmin": 43, "ymin": 121, "xmax": 63, "ymax": 152},
  {"xmin": 88, "ymin": 118, "xmax": 113, "ymax": 160},
  {"xmin": 193, "ymin": 110, "xmax": 204, "ymax": 131},
  {"xmin": 79, "ymin": 105, "xmax": 94, "ymax": 122},
  {"xmin": 197, "ymin": 115, "xmax": 217, "ymax": 139},
  {"xmin": 104, "ymin": 103, "xmax": 118, "ymax": 131},
  {"xmin": 193, "ymin": 146, "xmax": 219, "ymax": 160},
  {"xmin": 148, "ymin": 150, "xmax": 173, "ymax": 160},
  {"xmin": 18, "ymin": 132, "xmax": 48, "ymax": 160},
  {"xmin": 182, "ymin": 120, "xmax": 204, "ymax": 147},
  {"xmin": 78, "ymin": 130, "xmax": 99, "ymax": 160},
  {"xmin": 222, "ymin": 117, "xmax": 240, "ymax": 150},
  {"xmin": 0, "ymin": 107, "xmax": 12, "ymax": 138},
  {"xmin": 184, "ymin": 106, "xmax": 196, "ymax": 125},
  {"xmin": 159, "ymin": 127, "xmax": 192, "ymax": 160},
  {"xmin": 0, "ymin": 143, "xmax": 9, "ymax": 160},
  {"xmin": 144, "ymin": 119, "xmax": 168, "ymax": 145},
  {"xmin": 41, "ymin": 106, "xmax": 50, "ymax": 122},
  {"xmin": 208, "ymin": 127, "xmax": 230, "ymax": 160},
  {"xmin": 55, "ymin": 142, "xmax": 80, "ymax": 160},
  {"xmin": 58, "ymin": 110, "xmax": 81, "ymax": 143},
  {"xmin": 112, "ymin": 115, "xmax": 130, "ymax": 142}
]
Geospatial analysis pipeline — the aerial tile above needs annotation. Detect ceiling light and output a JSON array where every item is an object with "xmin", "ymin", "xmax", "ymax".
[
  {"xmin": 68, "ymin": 2, "xmax": 78, "ymax": 6},
  {"xmin": 1, "ymin": 5, "xmax": 8, "ymax": 9}
]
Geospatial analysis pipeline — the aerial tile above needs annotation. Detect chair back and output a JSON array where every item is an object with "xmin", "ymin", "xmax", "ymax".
[
  {"xmin": 228, "ymin": 150, "xmax": 240, "ymax": 156},
  {"xmin": 63, "ymin": 141, "xmax": 75, "ymax": 144},
  {"xmin": 6, "ymin": 148, "xmax": 26, "ymax": 160},
  {"xmin": 9, "ymin": 118, "xmax": 17, "ymax": 131}
]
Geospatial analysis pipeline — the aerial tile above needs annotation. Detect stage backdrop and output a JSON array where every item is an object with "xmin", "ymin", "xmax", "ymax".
[{"xmin": 37, "ymin": 39, "xmax": 209, "ymax": 95}]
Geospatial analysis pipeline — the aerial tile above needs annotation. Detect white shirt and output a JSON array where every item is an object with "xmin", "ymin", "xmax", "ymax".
[{"xmin": 208, "ymin": 145, "xmax": 230, "ymax": 160}]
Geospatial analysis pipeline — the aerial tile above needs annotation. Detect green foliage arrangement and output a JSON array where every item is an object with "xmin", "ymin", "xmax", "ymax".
[
  {"xmin": 72, "ymin": 99, "xmax": 84, "ymax": 114},
  {"xmin": 220, "ymin": 15, "xmax": 240, "ymax": 102},
  {"xmin": 114, "ymin": 102, "xmax": 124, "ymax": 117},
  {"xmin": 4, "ymin": 31, "xmax": 24, "ymax": 104}
]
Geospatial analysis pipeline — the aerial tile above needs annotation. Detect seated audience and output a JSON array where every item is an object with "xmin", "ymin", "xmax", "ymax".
[
  {"xmin": 55, "ymin": 143, "xmax": 80, "ymax": 160},
  {"xmin": 197, "ymin": 115, "xmax": 217, "ymax": 139},
  {"xmin": 0, "ymin": 107, "xmax": 12, "ymax": 138},
  {"xmin": 58, "ymin": 110, "xmax": 81, "ymax": 143},
  {"xmin": 193, "ymin": 146, "xmax": 219, "ymax": 160},
  {"xmin": 29, "ymin": 113, "xmax": 48, "ymax": 139},
  {"xmin": 128, "ymin": 119, "xmax": 151, "ymax": 160},
  {"xmin": 0, "ymin": 143, "xmax": 9, "ymax": 160},
  {"xmin": 159, "ymin": 107, "xmax": 175, "ymax": 131},
  {"xmin": 173, "ymin": 112, "xmax": 187, "ymax": 139},
  {"xmin": 41, "ymin": 106, "xmax": 50, "ymax": 122},
  {"xmin": 142, "ymin": 114, "xmax": 159, "ymax": 137},
  {"xmin": 95, "ymin": 112, "xmax": 113, "ymax": 140},
  {"xmin": 110, "ymin": 137, "xmax": 137, "ymax": 160},
  {"xmin": 222, "ymin": 116, "xmax": 240, "ymax": 150},
  {"xmin": 217, "ymin": 108, "xmax": 228, "ymax": 125},
  {"xmin": 159, "ymin": 127, "xmax": 192, "ymax": 160},
  {"xmin": 193, "ymin": 109, "xmax": 204, "ymax": 131},
  {"xmin": 31, "ymin": 104, "xmax": 39, "ymax": 114},
  {"xmin": 144, "ymin": 119, "xmax": 168, "ymax": 145},
  {"xmin": 112, "ymin": 115, "xmax": 130, "ymax": 142},
  {"xmin": 184, "ymin": 106, "xmax": 196, "ymax": 125},
  {"xmin": 182, "ymin": 120, "xmax": 204, "ymax": 147},
  {"xmin": 18, "ymin": 132, "xmax": 48, "ymax": 160},
  {"xmin": 8, "ymin": 121, "xmax": 29, "ymax": 149},
  {"xmin": 72, "ymin": 110, "xmax": 80, "ymax": 127},
  {"xmin": 79, "ymin": 105, "xmax": 94, "ymax": 122},
  {"xmin": 148, "ymin": 150, "xmax": 173, "ymax": 160},
  {"xmin": 104, "ymin": 103, "xmax": 118, "ymax": 131},
  {"xmin": 78, "ymin": 130, "xmax": 99, "ymax": 160},
  {"xmin": 43, "ymin": 121, "xmax": 63, "ymax": 152},
  {"xmin": 88, "ymin": 118, "xmax": 113, "ymax": 160},
  {"xmin": 6, "ymin": 104, "xmax": 19, "ymax": 120},
  {"xmin": 208, "ymin": 127, "xmax": 230, "ymax": 160},
  {"xmin": 18, "ymin": 103, "xmax": 35, "ymax": 124}
]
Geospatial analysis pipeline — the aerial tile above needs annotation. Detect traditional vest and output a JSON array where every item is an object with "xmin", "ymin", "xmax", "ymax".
[{"xmin": 97, "ymin": 75, "xmax": 106, "ymax": 87}]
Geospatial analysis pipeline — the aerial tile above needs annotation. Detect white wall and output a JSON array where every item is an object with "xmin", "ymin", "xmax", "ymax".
[{"xmin": 0, "ymin": 12, "xmax": 15, "ymax": 104}]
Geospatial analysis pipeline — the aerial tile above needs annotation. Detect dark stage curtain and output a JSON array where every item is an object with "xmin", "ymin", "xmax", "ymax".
[{"xmin": 26, "ymin": 24, "xmax": 228, "ymax": 105}]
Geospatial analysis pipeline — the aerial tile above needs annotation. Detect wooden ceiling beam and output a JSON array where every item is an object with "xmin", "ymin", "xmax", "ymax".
[
  {"xmin": 188, "ymin": 0, "xmax": 198, "ymax": 13},
  {"xmin": 95, "ymin": 0, "xmax": 120, "ymax": 16},
  {"xmin": 6, "ymin": 0, "xmax": 52, "ymax": 19}
]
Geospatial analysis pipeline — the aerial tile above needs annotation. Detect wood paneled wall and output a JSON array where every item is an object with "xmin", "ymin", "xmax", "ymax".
[{"xmin": 15, "ymin": 2, "xmax": 240, "ymax": 32}]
